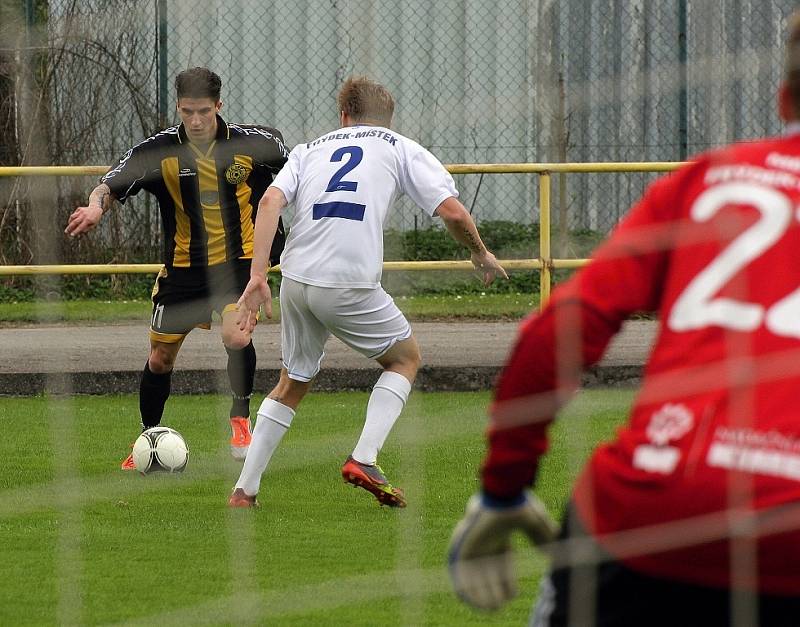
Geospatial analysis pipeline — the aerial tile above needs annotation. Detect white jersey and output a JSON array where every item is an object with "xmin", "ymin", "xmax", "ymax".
[{"xmin": 271, "ymin": 125, "xmax": 458, "ymax": 288}]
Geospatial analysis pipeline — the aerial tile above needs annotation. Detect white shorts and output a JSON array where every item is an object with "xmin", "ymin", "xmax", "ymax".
[{"xmin": 280, "ymin": 277, "xmax": 413, "ymax": 382}]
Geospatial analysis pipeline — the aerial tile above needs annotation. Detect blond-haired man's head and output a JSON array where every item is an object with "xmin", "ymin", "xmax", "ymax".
[{"xmin": 338, "ymin": 76, "xmax": 395, "ymax": 128}]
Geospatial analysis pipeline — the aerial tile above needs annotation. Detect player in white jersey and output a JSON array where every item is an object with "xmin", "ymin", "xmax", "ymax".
[{"xmin": 228, "ymin": 76, "xmax": 507, "ymax": 508}]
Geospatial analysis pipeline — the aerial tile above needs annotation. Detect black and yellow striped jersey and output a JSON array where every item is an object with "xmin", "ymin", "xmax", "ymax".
[{"xmin": 102, "ymin": 115, "xmax": 288, "ymax": 268}]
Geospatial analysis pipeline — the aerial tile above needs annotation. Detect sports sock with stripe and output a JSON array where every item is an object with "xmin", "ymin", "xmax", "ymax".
[{"xmin": 226, "ymin": 340, "xmax": 256, "ymax": 418}]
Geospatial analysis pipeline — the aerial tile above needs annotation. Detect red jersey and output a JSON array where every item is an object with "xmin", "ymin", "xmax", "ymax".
[{"xmin": 482, "ymin": 132, "xmax": 800, "ymax": 594}]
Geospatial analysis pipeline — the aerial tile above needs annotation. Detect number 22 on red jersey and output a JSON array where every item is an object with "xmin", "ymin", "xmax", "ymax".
[{"xmin": 668, "ymin": 180, "xmax": 800, "ymax": 338}]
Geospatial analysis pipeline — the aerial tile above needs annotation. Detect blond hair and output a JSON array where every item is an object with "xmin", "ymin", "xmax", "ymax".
[{"xmin": 337, "ymin": 76, "xmax": 395, "ymax": 127}]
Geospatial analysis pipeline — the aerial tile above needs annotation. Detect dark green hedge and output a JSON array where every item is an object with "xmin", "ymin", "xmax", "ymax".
[
  {"xmin": 0, "ymin": 221, "xmax": 604, "ymax": 301},
  {"xmin": 0, "ymin": 274, "xmax": 154, "ymax": 302}
]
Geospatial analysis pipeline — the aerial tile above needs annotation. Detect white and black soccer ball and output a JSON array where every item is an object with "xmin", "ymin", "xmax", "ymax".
[{"xmin": 132, "ymin": 426, "xmax": 188, "ymax": 474}]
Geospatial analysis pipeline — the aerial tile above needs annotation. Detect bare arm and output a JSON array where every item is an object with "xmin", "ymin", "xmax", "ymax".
[
  {"xmin": 65, "ymin": 183, "xmax": 114, "ymax": 237},
  {"xmin": 435, "ymin": 196, "xmax": 508, "ymax": 285},
  {"xmin": 236, "ymin": 186, "xmax": 288, "ymax": 330}
]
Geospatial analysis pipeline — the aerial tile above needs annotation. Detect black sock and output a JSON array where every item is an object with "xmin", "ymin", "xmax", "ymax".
[
  {"xmin": 226, "ymin": 341, "xmax": 256, "ymax": 418},
  {"xmin": 139, "ymin": 362, "xmax": 172, "ymax": 429}
]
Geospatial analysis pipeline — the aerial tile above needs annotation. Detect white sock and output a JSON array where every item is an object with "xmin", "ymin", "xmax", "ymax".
[
  {"xmin": 235, "ymin": 398, "xmax": 295, "ymax": 496},
  {"xmin": 351, "ymin": 371, "xmax": 411, "ymax": 465}
]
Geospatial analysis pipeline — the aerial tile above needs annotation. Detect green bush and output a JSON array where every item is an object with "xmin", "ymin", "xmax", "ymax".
[
  {"xmin": 0, "ymin": 274, "xmax": 154, "ymax": 303},
  {"xmin": 387, "ymin": 220, "xmax": 538, "ymax": 262},
  {"xmin": 384, "ymin": 220, "xmax": 541, "ymax": 295},
  {"xmin": 0, "ymin": 221, "xmax": 602, "ymax": 301}
]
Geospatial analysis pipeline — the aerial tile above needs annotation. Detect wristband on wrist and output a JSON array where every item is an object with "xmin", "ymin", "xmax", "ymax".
[{"xmin": 480, "ymin": 491, "xmax": 526, "ymax": 509}]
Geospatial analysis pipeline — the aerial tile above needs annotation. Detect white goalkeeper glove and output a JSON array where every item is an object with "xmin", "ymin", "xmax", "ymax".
[{"xmin": 448, "ymin": 491, "xmax": 558, "ymax": 611}]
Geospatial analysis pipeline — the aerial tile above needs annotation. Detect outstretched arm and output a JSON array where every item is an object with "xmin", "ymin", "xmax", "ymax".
[
  {"xmin": 448, "ymin": 166, "xmax": 684, "ymax": 611},
  {"xmin": 435, "ymin": 196, "xmax": 508, "ymax": 285},
  {"xmin": 236, "ymin": 186, "xmax": 288, "ymax": 331},
  {"xmin": 65, "ymin": 183, "xmax": 114, "ymax": 237}
]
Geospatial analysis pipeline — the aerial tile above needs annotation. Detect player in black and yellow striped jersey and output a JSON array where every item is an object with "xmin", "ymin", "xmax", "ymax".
[{"xmin": 66, "ymin": 67, "xmax": 287, "ymax": 468}]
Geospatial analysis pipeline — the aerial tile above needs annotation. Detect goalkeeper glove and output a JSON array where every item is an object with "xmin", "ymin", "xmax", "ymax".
[{"xmin": 448, "ymin": 491, "xmax": 558, "ymax": 611}]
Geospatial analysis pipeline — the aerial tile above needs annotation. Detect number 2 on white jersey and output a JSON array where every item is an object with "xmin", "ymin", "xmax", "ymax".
[
  {"xmin": 325, "ymin": 146, "xmax": 363, "ymax": 192},
  {"xmin": 313, "ymin": 146, "xmax": 366, "ymax": 221},
  {"xmin": 668, "ymin": 181, "xmax": 800, "ymax": 338}
]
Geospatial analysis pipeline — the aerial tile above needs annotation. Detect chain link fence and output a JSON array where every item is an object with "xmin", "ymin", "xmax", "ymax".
[{"xmin": 0, "ymin": 0, "xmax": 797, "ymax": 266}]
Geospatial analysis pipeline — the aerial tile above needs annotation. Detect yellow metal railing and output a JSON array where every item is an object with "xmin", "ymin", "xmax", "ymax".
[{"xmin": 0, "ymin": 162, "xmax": 686, "ymax": 307}]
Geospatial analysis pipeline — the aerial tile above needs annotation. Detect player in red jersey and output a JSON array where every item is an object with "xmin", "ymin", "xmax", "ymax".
[{"xmin": 449, "ymin": 11, "xmax": 800, "ymax": 626}]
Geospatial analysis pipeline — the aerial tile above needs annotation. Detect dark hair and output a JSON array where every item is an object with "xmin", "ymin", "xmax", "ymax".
[
  {"xmin": 337, "ymin": 76, "xmax": 395, "ymax": 127},
  {"xmin": 175, "ymin": 67, "xmax": 222, "ymax": 101}
]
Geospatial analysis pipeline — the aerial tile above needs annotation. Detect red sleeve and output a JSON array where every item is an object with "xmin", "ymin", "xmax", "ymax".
[{"xmin": 481, "ymin": 170, "xmax": 685, "ymax": 498}]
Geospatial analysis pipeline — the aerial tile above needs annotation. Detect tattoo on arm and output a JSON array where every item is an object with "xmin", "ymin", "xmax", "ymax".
[
  {"xmin": 462, "ymin": 226, "xmax": 482, "ymax": 253},
  {"xmin": 91, "ymin": 184, "xmax": 111, "ymax": 212}
]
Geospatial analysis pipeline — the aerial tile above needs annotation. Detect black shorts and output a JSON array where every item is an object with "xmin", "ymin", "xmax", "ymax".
[
  {"xmin": 531, "ymin": 504, "xmax": 800, "ymax": 627},
  {"xmin": 149, "ymin": 258, "xmax": 251, "ymax": 341}
]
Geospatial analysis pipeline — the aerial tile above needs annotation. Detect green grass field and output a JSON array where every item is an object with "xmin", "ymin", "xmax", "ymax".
[
  {"xmin": 0, "ymin": 390, "xmax": 631, "ymax": 625},
  {"xmin": 0, "ymin": 293, "xmax": 537, "ymax": 324}
]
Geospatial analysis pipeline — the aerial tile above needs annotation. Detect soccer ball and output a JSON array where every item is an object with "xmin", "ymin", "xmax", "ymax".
[{"xmin": 132, "ymin": 426, "xmax": 188, "ymax": 474}]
